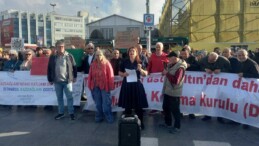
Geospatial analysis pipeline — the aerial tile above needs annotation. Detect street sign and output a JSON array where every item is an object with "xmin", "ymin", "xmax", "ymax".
[
  {"xmin": 144, "ymin": 25, "xmax": 154, "ymax": 30},
  {"xmin": 143, "ymin": 14, "xmax": 154, "ymax": 26},
  {"xmin": 11, "ymin": 37, "xmax": 24, "ymax": 51}
]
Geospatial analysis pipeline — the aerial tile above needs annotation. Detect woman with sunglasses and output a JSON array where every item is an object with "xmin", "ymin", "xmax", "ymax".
[{"xmin": 20, "ymin": 49, "xmax": 35, "ymax": 70}]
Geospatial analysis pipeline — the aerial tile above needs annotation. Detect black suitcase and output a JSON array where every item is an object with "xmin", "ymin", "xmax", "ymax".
[{"xmin": 118, "ymin": 114, "xmax": 141, "ymax": 146}]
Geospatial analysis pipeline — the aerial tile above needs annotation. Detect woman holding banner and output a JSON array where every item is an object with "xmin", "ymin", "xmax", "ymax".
[
  {"xmin": 88, "ymin": 50, "xmax": 115, "ymax": 123},
  {"xmin": 118, "ymin": 47, "xmax": 148, "ymax": 130}
]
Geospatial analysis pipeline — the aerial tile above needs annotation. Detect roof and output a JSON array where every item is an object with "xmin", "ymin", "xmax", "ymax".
[{"xmin": 87, "ymin": 14, "xmax": 143, "ymax": 26}]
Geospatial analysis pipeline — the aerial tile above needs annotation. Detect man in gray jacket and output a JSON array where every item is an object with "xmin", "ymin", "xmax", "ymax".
[{"xmin": 47, "ymin": 40, "xmax": 77, "ymax": 120}]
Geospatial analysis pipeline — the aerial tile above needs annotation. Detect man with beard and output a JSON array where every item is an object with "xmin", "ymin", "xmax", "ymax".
[{"xmin": 237, "ymin": 49, "xmax": 259, "ymax": 129}]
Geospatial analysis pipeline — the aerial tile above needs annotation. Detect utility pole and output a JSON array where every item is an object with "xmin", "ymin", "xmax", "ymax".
[{"xmin": 146, "ymin": 0, "xmax": 151, "ymax": 53}]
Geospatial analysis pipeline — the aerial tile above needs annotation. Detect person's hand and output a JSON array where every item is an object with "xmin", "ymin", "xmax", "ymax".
[
  {"xmin": 162, "ymin": 69, "xmax": 168, "ymax": 76},
  {"xmin": 187, "ymin": 63, "xmax": 190, "ymax": 68},
  {"xmin": 205, "ymin": 68, "xmax": 213, "ymax": 74},
  {"xmin": 124, "ymin": 72, "xmax": 129, "ymax": 77},
  {"xmin": 137, "ymin": 64, "xmax": 142, "ymax": 71},
  {"xmin": 214, "ymin": 69, "xmax": 221, "ymax": 74}
]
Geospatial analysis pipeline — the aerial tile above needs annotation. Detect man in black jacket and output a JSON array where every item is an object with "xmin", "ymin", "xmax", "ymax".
[
  {"xmin": 237, "ymin": 49, "xmax": 259, "ymax": 129},
  {"xmin": 81, "ymin": 43, "xmax": 96, "ymax": 74},
  {"xmin": 180, "ymin": 48, "xmax": 200, "ymax": 119},
  {"xmin": 199, "ymin": 52, "xmax": 231, "ymax": 123},
  {"xmin": 47, "ymin": 40, "xmax": 77, "ymax": 120},
  {"xmin": 237, "ymin": 49, "xmax": 259, "ymax": 78}
]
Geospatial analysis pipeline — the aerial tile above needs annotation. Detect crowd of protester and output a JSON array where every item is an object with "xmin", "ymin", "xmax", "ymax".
[{"xmin": 1, "ymin": 40, "xmax": 259, "ymax": 134}]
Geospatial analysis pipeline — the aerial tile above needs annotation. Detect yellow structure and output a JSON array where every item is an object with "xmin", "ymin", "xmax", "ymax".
[{"xmin": 159, "ymin": 0, "xmax": 259, "ymax": 51}]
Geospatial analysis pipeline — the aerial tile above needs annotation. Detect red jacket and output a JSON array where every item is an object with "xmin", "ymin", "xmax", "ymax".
[
  {"xmin": 88, "ymin": 60, "xmax": 114, "ymax": 92},
  {"xmin": 147, "ymin": 52, "xmax": 168, "ymax": 73}
]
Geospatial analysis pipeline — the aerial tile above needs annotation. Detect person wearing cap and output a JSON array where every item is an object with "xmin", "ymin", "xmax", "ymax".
[
  {"xmin": 3, "ymin": 50, "xmax": 22, "ymax": 71},
  {"xmin": 160, "ymin": 51, "xmax": 187, "ymax": 134}
]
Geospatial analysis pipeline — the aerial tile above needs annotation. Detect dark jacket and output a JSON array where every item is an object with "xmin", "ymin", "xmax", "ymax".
[
  {"xmin": 240, "ymin": 58, "xmax": 259, "ymax": 78},
  {"xmin": 182, "ymin": 55, "xmax": 200, "ymax": 71},
  {"xmin": 47, "ymin": 52, "xmax": 77, "ymax": 83},
  {"xmin": 81, "ymin": 54, "xmax": 95, "ymax": 74},
  {"xmin": 199, "ymin": 56, "xmax": 231, "ymax": 73},
  {"xmin": 228, "ymin": 57, "xmax": 241, "ymax": 73}
]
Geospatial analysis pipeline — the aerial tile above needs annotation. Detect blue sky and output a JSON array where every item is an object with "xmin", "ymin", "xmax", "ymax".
[{"xmin": 0, "ymin": 0, "xmax": 165, "ymax": 24}]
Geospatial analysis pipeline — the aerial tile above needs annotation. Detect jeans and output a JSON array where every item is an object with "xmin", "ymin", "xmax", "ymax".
[
  {"xmin": 91, "ymin": 87, "xmax": 113, "ymax": 123},
  {"xmin": 54, "ymin": 81, "xmax": 74, "ymax": 114}
]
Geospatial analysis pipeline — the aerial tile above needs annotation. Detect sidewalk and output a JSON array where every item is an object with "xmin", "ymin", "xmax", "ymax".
[{"xmin": 0, "ymin": 105, "xmax": 259, "ymax": 146}]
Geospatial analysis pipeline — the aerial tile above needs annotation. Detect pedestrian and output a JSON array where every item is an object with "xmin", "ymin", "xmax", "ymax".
[
  {"xmin": 20, "ymin": 49, "xmax": 34, "ymax": 70},
  {"xmin": 147, "ymin": 42, "xmax": 168, "ymax": 114},
  {"xmin": 160, "ymin": 51, "xmax": 187, "ymax": 134},
  {"xmin": 47, "ymin": 40, "xmax": 77, "ymax": 120},
  {"xmin": 88, "ymin": 50, "xmax": 115, "ymax": 123},
  {"xmin": 3, "ymin": 50, "xmax": 22, "ymax": 71},
  {"xmin": 118, "ymin": 46, "xmax": 148, "ymax": 130}
]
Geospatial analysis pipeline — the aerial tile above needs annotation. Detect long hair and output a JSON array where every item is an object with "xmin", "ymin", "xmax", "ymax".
[
  {"xmin": 94, "ymin": 49, "xmax": 108, "ymax": 63},
  {"xmin": 128, "ymin": 46, "xmax": 141, "ymax": 64}
]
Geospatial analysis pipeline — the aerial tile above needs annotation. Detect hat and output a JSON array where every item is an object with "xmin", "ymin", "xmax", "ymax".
[{"xmin": 167, "ymin": 51, "xmax": 179, "ymax": 58}]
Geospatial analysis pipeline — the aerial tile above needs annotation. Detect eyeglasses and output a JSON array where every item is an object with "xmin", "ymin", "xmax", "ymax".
[
  {"xmin": 88, "ymin": 47, "xmax": 94, "ymax": 50},
  {"xmin": 26, "ymin": 54, "xmax": 32, "ymax": 56},
  {"xmin": 9, "ymin": 54, "xmax": 14, "ymax": 56}
]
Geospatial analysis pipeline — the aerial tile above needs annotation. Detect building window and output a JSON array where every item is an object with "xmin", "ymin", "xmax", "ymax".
[{"xmin": 101, "ymin": 28, "xmax": 113, "ymax": 39}]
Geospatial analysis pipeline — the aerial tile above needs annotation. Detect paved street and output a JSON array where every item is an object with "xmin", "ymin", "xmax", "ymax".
[{"xmin": 0, "ymin": 104, "xmax": 259, "ymax": 146}]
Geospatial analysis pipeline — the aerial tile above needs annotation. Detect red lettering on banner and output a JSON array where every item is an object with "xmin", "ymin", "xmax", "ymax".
[
  {"xmin": 206, "ymin": 75, "xmax": 228, "ymax": 86},
  {"xmin": 151, "ymin": 91, "xmax": 160, "ymax": 102},
  {"xmin": 147, "ymin": 76, "xmax": 164, "ymax": 83},
  {"xmin": 184, "ymin": 74, "xmax": 228, "ymax": 86},
  {"xmin": 114, "ymin": 81, "xmax": 122, "ymax": 88},
  {"xmin": 232, "ymin": 78, "xmax": 259, "ymax": 93},
  {"xmin": 184, "ymin": 75, "xmax": 204, "ymax": 84},
  {"xmin": 180, "ymin": 96, "xmax": 196, "ymax": 106},
  {"xmin": 249, "ymin": 104, "xmax": 259, "ymax": 117},
  {"xmin": 200, "ymin": 94, "xmax": 238, "ymax": 113}
]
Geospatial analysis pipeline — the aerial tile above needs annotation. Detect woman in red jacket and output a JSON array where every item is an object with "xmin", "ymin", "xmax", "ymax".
[{"xmin": 88, "ymin": 50, "xmax": 115, "ymax": 123}]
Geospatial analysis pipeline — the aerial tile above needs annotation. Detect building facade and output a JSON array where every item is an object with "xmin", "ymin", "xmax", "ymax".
[
  {"xmin": 159, "ymin": 0, "xmax": 259, "ymax": 51},
  {"xmin": 0, "ymin": 9, "xmax": 86, "ymax": 47},
  {"xmin": 86, "ymin": 14, "xmax": 144, "ymax": 50}
]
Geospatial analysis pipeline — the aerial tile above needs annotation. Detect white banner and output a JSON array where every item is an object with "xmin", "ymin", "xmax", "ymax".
[
  {"xmin": 1, "ymin": 71, "xmax": 259, "ymax": 127},
  {"xmin": 84, "ymin": 72, "xmax": 259, "ymax": 128},
  {"xmin": 0, "ymin": 71, "xmax": 83, "ymax": 105}
]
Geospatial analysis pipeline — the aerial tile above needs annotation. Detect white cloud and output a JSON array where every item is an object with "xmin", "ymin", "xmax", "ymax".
[{"xmin": 106, "ymin": 0, "xmax": 164, "ymax": 24}]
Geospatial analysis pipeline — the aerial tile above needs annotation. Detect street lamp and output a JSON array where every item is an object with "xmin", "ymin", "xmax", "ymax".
[{"xmin": 50, "ymin": 3, "xmax": 56, "ymax": 12}]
